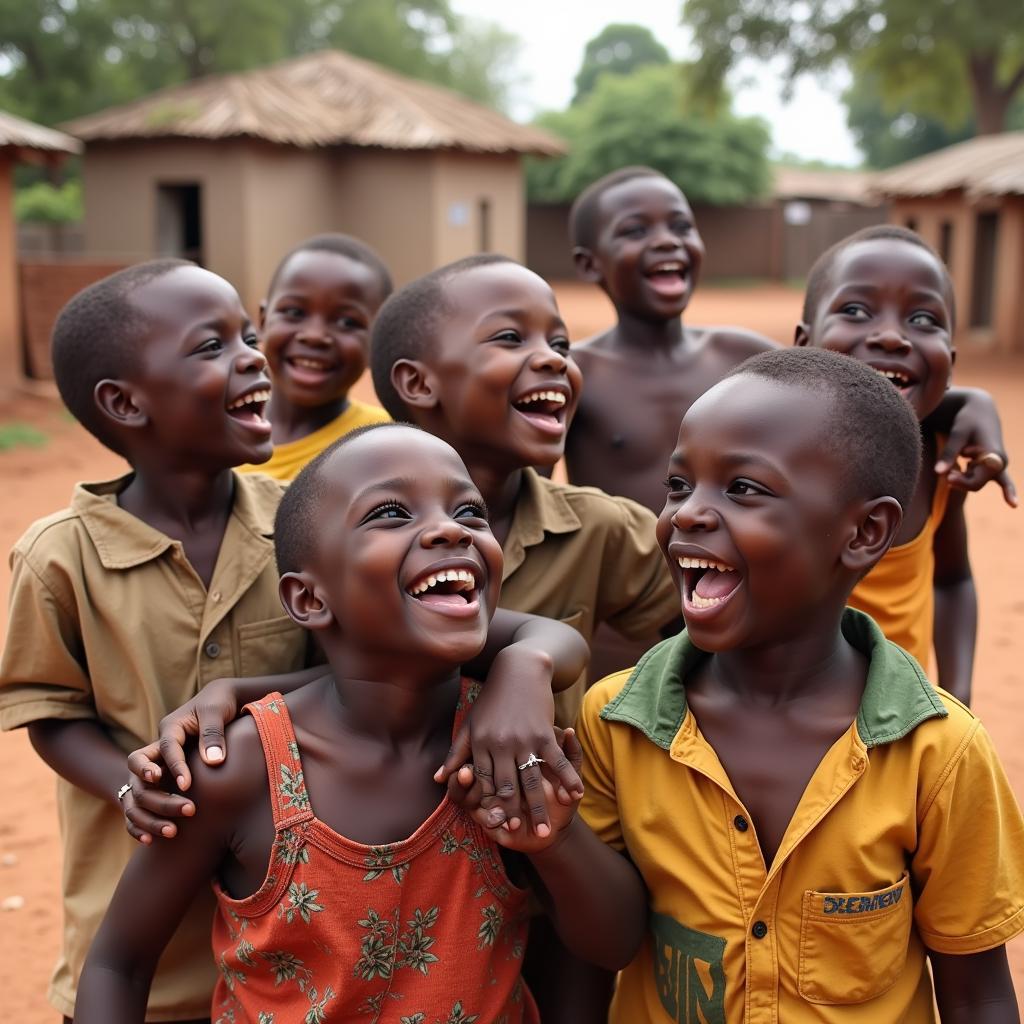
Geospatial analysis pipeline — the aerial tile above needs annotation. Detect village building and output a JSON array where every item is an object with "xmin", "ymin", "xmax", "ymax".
[
  {"xmin": 63, "ymin": 49, "xmax": 565, "ymax": 309},
  {"xmin": 875, "ymin": 132, "xmax": 1024, "ymax": 352}
]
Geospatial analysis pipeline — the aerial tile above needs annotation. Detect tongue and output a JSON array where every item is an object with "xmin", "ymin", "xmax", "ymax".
[
  {"xmin": 694, "ymin": 568, "xmax": 739, "ymax": 600},
  {"xmin": 648, "ymin": 274, "xmax": 686, "ymax": 298},
  {"xmin": 418, "ymin": 592, "xmax": 470, "ymax": 609}
]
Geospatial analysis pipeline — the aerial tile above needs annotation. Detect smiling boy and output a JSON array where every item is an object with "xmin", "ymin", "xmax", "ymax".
[{"xmin": 577, "ymin": 348, "xmax": 1024, "ymax": 1022}]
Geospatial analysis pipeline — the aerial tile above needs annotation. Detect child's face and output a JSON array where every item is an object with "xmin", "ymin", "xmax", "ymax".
[
  {"xmin": 125, "ymin": 266, "xmax": 273, "ymax": 467},
  {"xmin": 798, "ymin": 239, "xmax": 954, "ymax": 421},
  {"xmin": 415, "ymin": 263, "xmax": 582, "ymax": 470},
  {"xmin": 582, "ymin": 176, "xmax": 705, "ymax": 321},
  {"xmin": 303, "ymin": 429, "xmax": 503, "ymax": 666},
  {"xmin": 261, "ymin": 250, "xmax": 385, "ymax": 409},
  {"xmin": 655, "ymin": 375, "xmax": 863, "ymax": 652}
]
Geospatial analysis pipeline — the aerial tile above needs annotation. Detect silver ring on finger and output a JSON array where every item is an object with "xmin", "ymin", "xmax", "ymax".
[{"xmin": 518, "ymin": 753, "xmax": 545, "ymax": 771}]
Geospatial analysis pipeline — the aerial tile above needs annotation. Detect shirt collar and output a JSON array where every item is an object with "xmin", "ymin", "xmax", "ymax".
[
  {"xmin": 74, "ymin": 471, "xmax": 278, "ymax": 571},
  {"xmin": 601, "ymin": 607, "xmax": 947, "ymax": 750},
  {"xmin": 502, "ymin": 468, "xmax": 582, "ymax": 580}
]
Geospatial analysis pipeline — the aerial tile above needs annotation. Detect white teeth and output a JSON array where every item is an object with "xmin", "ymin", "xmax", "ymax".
[
  {"xmin": 690, "ymin": 593, "xmax": 723, "ymax": 609},
  {"xmin": 875, "ymin": 368, "xmax": 910, "ymax": 385},
  {"xmin": 293, "ymin": 357, "xmax": 331, "ymax": 370},
  {"xmin": 516, "ymin": 390, "xmax": 567, "ymax": 407},
  {"xmin": 676, "ymin": 556, "xmax": 735, "ymax": 573},
  {"xmin": 651, "ymin": 262, "xmax": 684, "ymax": 273},
  {"xmin": 227, "ymin": 388, "xmax": 271, "ymax": 410},
  {"xmin": 408, "ymin": 568, "xmax": 477, "ymax": 596}
]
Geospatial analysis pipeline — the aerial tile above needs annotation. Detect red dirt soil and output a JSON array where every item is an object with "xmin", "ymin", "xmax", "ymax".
[{"xmin": 1, "ymin": 283, "xmax": 1021, "ymax": 1018}]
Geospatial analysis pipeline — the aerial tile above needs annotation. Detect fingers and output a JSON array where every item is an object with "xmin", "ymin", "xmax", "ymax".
[
  {"xmin": 127, "ymin": 743, "xmax": 163, "ymax": 784},
  {"xmin": 998, "ymin": 469, "xmax": 1018, "ymax": 508},
  {"xmin": 934, "ymin": 431, "xmax": 969, "ymax": 477},
  {"xmin": 447, "ymin": 765, "xmax": 507, "ymax": 830},
  {"xmin": 158, "ymin": 729, "xmax": 194, "ymax": 792},
  {"xmin": 197, "ymin": 710, "xmax": 227, "ymax": 765},
  {"xmin": 123, "ymin": 783, "xmax": 195, "ymax": 843},
  {"xmin": 516, "ymin": 758, "xmax": 550, "ymax": 838},
  {"xmin": 434, "ymin": 725, "xmax": 472, "ymax": 783},
  {"xmin": 491, "ymin": 751, "xmax": 524, "ymax": 834},
  {"xmin": 536, "ymin": 732, "xmax": 584, "ymax": 800}
]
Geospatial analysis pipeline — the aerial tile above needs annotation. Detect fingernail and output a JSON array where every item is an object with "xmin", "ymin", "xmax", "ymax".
[
  {"xmin": 433, "ymin": 768, "xmax": 444, "ymax": 781},
  {"xmin": 935, "ymin": 461, "xmax": 949, "ymax": 473},
  {"xmin": 509, "ymin": 817, "xmax": 521, "ymax": 831},
  {"xmin": 140, "ymin": 834, "xmax": 151, "ymax": 845},
  {"xmin": 176, "ymin": 775, "xmax": 186, "ymax": 789},
  {"xmin": 537, "ymin": 824, "xmax": 551, "ymax": 838},
  {"xmin": 206, "ymin": 746, "xmax": 223, "ymax": 762},
  {"xmin": 161, "ymin": 825, "xmax": 175, "ymax": 837},
  {"xmin": 182, "ymin": 803, "xmax": 195, "ymax": 817},
  {"xmin": 143, "ymin": 770, "xmax": 153, "ymax": 781}
]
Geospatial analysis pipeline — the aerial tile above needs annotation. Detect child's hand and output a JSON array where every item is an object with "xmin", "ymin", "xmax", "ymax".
[
  {"xmin": 450, "ymin": 728, "xmax": 584, "ymax": 854},
  {"xmin": 433, "ymin": 646, "xmax": 584, "ymax": 836},
  {"xmin": 935, "ymin": 388, "xmax": 1016, "ymax": 507}
]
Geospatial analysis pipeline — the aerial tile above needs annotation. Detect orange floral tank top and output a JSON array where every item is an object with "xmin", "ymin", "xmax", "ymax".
[
  {"xmin": 849, "ymin": 474, "xmax": 950, "ymax": 670},
  {"xmin": 211, "ymin": 684, "xmax": 538, "ymax": 1024}
]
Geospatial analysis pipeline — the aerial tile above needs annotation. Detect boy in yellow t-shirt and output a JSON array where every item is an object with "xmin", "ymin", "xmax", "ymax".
[
  {"xmin": 239, "ymin": 234, "xmax": 391, "ymax": 480},
  {"xmin": 576, "ymin": 348, "xmax": 1024, "ymax": 1022}
]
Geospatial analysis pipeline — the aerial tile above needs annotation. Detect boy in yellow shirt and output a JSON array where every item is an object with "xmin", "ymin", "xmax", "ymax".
[
  {"xmin": 576, "ymin": 348, "xmax": 1024, "ymax": 1022},
  {"xmin": 238, "ymin": 233, "xmax": 390, "ymax": 480}
]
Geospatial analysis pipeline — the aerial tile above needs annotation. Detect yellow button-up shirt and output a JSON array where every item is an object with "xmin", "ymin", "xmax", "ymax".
[
  {"xmin": 0, "ymin": 472, "xmax": 307, "ymax": 1019},
  {"xmin": 578, "ymin": 610, "xmax": 1024, "ymax": 1023}
]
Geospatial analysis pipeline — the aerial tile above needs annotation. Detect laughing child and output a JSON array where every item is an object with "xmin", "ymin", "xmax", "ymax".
[
  {"xmin": 576, "ymin": 347, "xmax": 1024, "ymax": 1022},
  {"xmin": 73, "ymin": 424, "xmax": 646, "ymax": 1024},
  {"xmin": 797, "ymin": 226, "xmax": 977, "ymax": 700},
  {"xmin": 238, "ymin": 233, "xmax": 391, "ymax": 480}
]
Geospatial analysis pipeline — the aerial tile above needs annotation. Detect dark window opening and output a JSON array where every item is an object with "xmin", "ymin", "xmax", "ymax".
[
  {"xmin": 904, "ymin": 217, "xmax": 918, "ymax": 232},
  {"xmin": 939, "ymin": 221, "xmax": 953, "ymax": 269},
  {"xmin": 970, "ymin": 212, "xmax": 999, "ymax": 329},
  {"xmin": 478, "ymin": 198, "xmax": 491, "ymax": 253},
  {"xmin": 157, "ymin": 184, "xmax": 203, "ymax": 265}
]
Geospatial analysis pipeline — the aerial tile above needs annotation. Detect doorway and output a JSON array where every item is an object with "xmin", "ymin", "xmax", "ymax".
[
  {"xmin": 156, "ymin": 184, "xmax": 204, "ymax": 264},
  {"xmin": 970, "ymin": 211, "xmax": 999, "ymax": 329}
]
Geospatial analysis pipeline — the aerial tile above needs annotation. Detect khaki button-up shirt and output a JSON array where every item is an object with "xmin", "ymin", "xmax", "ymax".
[
  {"xmin": 498, "ymin": 469, "xmax": 678, "ymax": 725},
  {"xmin": 0, "ymin": 471, "xmax": 306, "ymax": 1019}
]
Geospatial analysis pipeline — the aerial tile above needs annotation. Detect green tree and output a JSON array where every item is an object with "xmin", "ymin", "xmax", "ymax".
[
  {"xmin": 683, "ymin": 0, "xmax": 1024, "ymax": 135},
  {"xmin": 572, "ymin": 23, "xmax": 670, "ymax": 104},
  {"xmin": 527, "ymin": 64, "xmax": 770, "ymax": 205}
]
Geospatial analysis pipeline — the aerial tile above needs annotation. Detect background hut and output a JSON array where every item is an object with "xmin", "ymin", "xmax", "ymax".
[
  {"xmin": 875, "ymin": 133, "xmax": 1024, "ymax": 353},
  {"xmin": 63, "ymin": 49, "xmax": 566, "ymax": 308}
]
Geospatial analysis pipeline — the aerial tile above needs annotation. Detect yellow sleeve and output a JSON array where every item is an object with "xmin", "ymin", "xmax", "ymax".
[
  {"xmin": 0, "ymin": 548, "xmax": 95, "ymax": 730},
  {"xmin": 912, "ymin": 721, "xmax": 1024, "ymax": 953},
  {"xmin": 598, "ymin": 498, "xmax": 678, "ymax": 641},
  {"xmin": 577, "ymin": 675, "xmax": 629, "ymax": 853}
]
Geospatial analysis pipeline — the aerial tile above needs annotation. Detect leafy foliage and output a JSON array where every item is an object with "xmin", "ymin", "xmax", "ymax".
[
  {"xmin": 527, "ymin": 64, "xmax": 770, "ymax": 205},
  {"xmin": 572, "ymin": 23, "xmax": 670, "ymax": 104},
  {"xmin": 682, "ymin": 0, "xmax": 1024, "ymax": 135},
  {"xmin": 14, "ymin": 181, "xmax": 82, "ymax": 223}
]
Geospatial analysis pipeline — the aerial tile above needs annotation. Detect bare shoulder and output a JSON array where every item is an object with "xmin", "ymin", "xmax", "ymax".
[
  {"xmin": 691, "ymin": 325, "xmax": 779, "ymax": 359},
  {"xmin": 571, "ymin": 329, "xmax": 617, "ymax": 364},
  {"xmin": 186, "ymin": 712, "xmax": 268, "ymax": 815}
]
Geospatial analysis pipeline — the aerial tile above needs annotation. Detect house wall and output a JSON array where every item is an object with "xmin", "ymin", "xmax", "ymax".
[{"xmin": 0, "ymin": 155, "xmax": 19, "ymax": 396}]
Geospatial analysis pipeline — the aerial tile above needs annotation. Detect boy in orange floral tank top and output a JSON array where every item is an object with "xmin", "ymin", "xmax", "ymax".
[{"xmin": 74, "ymin": 423, "xmax": 646, "ymax": 1024}]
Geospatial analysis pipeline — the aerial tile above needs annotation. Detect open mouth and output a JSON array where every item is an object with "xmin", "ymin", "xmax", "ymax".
[
  {"xmin": 285, "ymin": 354, "xmax": 339, "ymax": 385},
  {"xmin": 645, "ymin": 261, "xmax": 690, "ymax": 299},
  {"xmin": 226, "ymin": 387, "xmax": 272, "ymax": 432},
  {"xmin": 871, "ymin": 366, "xmax": 917, "ymax": 393},
  {"xmin": 406, "ymin": 567, "xmax": 482, "ymax": 617},
  {"xmin": 512, "ymin": 389, "xmax": 569, "ymax": 436},
  {"xmin": 678, "ymin": 555, "xmax": 742, "ymax": 614}
]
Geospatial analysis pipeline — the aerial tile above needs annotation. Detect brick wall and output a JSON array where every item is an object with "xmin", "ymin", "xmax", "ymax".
[{"xmin": 19, "ymin": 262, "xmax": 126, "ymax": 379}]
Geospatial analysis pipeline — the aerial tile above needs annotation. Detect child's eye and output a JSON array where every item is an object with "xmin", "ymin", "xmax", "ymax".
[
  {"xmin": 728, "ymin": 479, "xmax": 768, "ymax": 497},
  {"xmin": 839, "ymin": 303, "xmax": 870, "ymax": 320},
  {"xmin": 549, "ymin": 336, "xmax": 571, "ymax": 355},
  {"xmin": 909, "ymin": 311, "xmax": 939, "ymax": 328},
  {"xmin": 282, "ymin": 306, "xmax": 304, "ymax": 319},
  {"xmin": 195, "ymin": 338, "xmax": 223, "ymax": 355},
  {"xmin": 337, "ymin": 316, "xmax": 365, "ymax": 330},
  {"xmin": 671, "ymin": 219, "xmax": 693, "ymax": 235},
  {"xmin": 489, "ymin": 329, "xmax": 522, "ymax": 344},
  {"xmin": 363, "ymin": 501, "xmax": 410, "ymax": 523},
  {"xmin": 664, "ymin": 475, "xmax": 692, "ymax": 495},
  {"xmin": 619, "ymin": 223, "xmax": 647, "ymax": 239},
  {"xmin": 454, "ymin": 502, "xmax": 489, "ymax": 522},
  {"xmin": 244, "ymin": 334, "xmax": 260, "ymax": 348}
]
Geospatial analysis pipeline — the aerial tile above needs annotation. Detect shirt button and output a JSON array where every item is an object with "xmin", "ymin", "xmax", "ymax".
[
  {"xmin": 204, "ymin": 641, "xmax": 221, "ymax": 658},
  {"xmin": 733, "ymin": 815, "xmax": 749, "ymax": 833},
  {"xmin": 211, "ymin": 591, "xmax": 221, "ymax": 603},
  {"xmin": 752, "ymin": 920, "xmax": 768, "ymax": 939}
]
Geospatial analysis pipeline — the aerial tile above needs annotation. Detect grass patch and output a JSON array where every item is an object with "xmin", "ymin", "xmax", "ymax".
[{"xmin": 0, "ymin": 421, "xmax": 49, "ymax": 452}]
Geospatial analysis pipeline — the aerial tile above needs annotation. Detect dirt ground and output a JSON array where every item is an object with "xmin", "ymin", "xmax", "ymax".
[{"xmin": 1, "ymin": 282, "xmax": 1022, "ymax": 1018}]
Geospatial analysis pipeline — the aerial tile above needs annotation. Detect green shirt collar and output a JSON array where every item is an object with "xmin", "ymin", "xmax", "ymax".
[{"xmin": 600, "ymin": 608, "xmax": 947, "ymax": 749}]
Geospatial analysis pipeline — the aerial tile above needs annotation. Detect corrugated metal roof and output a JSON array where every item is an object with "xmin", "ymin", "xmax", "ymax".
[
  {"xmin": 773, "ymin": 166, "xmax": 878, "ymax": 203},
  {"xmin": 0, "ymin": 110, "xmax": 81, "ymax": 154},
  {"xmin": 873, "ymin": 132, "xmax": 1024, "ymax": 198},
  {"xmin": 63, "ymin": 49, "xmax": 567, "ymax": 156}
]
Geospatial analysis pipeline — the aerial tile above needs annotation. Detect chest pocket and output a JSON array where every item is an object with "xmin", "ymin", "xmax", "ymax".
[
  {"xmin": 798, "ymin": 873, "xmax": 912, "ymax": 1004},
  {"xmin": 236, "ymin": 615, "xmax": 307, "ymax": 678}
]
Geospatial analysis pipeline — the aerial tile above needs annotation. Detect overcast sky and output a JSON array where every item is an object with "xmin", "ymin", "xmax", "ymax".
[{"xmin": 451, "ymin": 0, "xmax": 862, "ymax": 167}]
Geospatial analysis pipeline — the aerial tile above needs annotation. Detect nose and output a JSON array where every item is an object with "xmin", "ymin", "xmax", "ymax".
[
  {"xmin": 866, "ymin": 319, "xmax": 911, "ymax": 354},
  {"xmin": 650, "ymin": 220, "xmax": 682, "ymax": 250},
  {"xmin": 420, "ymin": 516, "xmax": 473, "ymax": 549},
  {"xmin": 235, "ymin": 341, "xmax": 267, "ymax": 375},
  {"xmin": 297, "ymin": 316, "xmax": 329, "ymax": 346},
  {"xmin": 669, "ymin": 492, "xmax": 718, "ymax": 533},
  {"xmin": 527, "ymin": 339, "xmax": 569, "ymax": 374}
]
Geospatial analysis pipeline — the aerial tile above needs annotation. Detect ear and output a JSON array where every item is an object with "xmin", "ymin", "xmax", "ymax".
[
  {"xmin": 793, "ymin": 323, "xmax": 811, "ymax": 347},
  {"xmin": 841, "ymin": 496, "xmax": 902, "ymax": 575},
  {"xmin": 279, "ymin": 572, "xmax": 334, "ymax": 630},
  {"xmin": 94, "ymin": 379, "xmax": 147, "ymax": 431},
  {"xmin": 572, "ymin": 246, "xmax": 602, "ymax": 284},
  {"xmin": 391, "ymin": 359, "xmax": 440, "ymax": 411},
  {"xmin": 258, "ymin": 299, "xmax": 267, "ymax": 331}
]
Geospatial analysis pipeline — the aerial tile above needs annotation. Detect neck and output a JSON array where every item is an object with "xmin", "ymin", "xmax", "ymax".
[
  {"xmin": 610, "ymin": 308, "xmax": 685, "ymax": 352},
  {"xmin": 118, "ymin": 463, "xmax": 235, "ymax": 533},
  {"xmin": 707, "ymin": 613, "xmax": 863, "ymax": 707},
  {"xmin": 319, "ymin": 647, "xmax": 462, "ymax": 745},
  {"xmin": 268, "ymin": 393, "xmax": 349, "ymax": 445}
]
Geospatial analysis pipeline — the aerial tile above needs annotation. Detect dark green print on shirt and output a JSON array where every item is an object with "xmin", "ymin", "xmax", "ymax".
[{"xmin": 651, "ymin": 913, "xmax": 726, "ymax": 1024}]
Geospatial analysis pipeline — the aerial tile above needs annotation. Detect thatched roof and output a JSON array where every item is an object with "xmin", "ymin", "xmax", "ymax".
[
  {"xmin": 63, "ymin": 50, "xmax": 566, "ymax": 156},
  {"xmin": 874, "ymin": 132, "xmax": 1024, "ymax": 198},
  {"xmin": 772, "ymin": 166, "xmax": 878, "ymax": 205},
  {"xmin": 0, "ymin": 109, "xmax": 81, "ymax": 154}
]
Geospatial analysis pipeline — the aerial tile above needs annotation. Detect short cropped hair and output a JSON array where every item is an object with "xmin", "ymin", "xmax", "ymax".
[
  {"xmin": 569, "ymin": 166, "xmax": 671, "ymax": 250},
  {"xmin": 266, "ymin": 233, "xmax": 393, "ymax": 303},
  {"xmin": 51, "ymin": 259, "xmax": 192, "ymax": 455},
  {"xmin": 802, "ymin": 225, "xmax": 956, "ymax": 328},
  {"xmin": 275, "ymin": 421, "xmax": 420, "ymax": 576},
  {"xmin": 726, "ymin": 347, "xmax": 922, "ymax": 512},
  {"xmin": 370, "ymin": 253, "xmax": 515, "ymax": 420}
]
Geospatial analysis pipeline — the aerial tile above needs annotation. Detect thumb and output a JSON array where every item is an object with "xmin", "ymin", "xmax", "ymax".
[
  {"xmin": 934, "ymin": 428, "xmax": 970, "ymax": 475},
  {"xmin": 434, "ymin": 724, "xmax": 471, "ymax": 782},
  {"xmin": 198, "ymin": 707, "xmax": 228, "ymax": 765}
]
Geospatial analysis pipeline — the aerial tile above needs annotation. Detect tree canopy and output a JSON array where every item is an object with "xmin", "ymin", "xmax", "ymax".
[
  {"xmin": 572, "ymin": 23, "xmax": 670, "ymax": 104},
  {"xmin": 527, "ymin": 63, "xmax": 770, "ymax": 205},
  {"xmin": 682, "ymin": 0, "xmax": 1024, "ymax": 136},
  {"xmin": 0, "ymin": 0, "xmax": 521, "ymax": 126}
]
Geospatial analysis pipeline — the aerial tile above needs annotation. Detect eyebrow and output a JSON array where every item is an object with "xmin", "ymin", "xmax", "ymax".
[
  {"xmin": 351, "ymin": 475, "xmax": 479, "ymax": 503},
  {"xmin": 479, "ymin": 309, "xmax": 568, "ymax": 332},
  {"xmin": 832, "ymin": 281, "xmax": 947, "ymax": 304},
  {"xmin": 188, "ymin": 317, "xmax": 252, "ymax": 335},
  {"xmin": 671, "ymin": 450, "xmax": 784, "ymax": 475}
]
